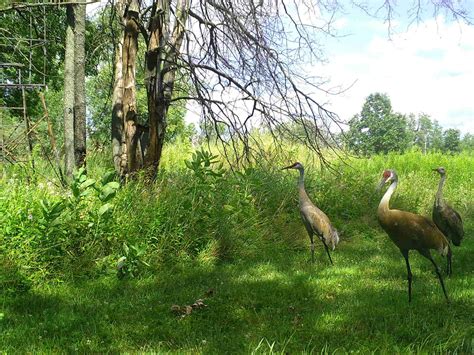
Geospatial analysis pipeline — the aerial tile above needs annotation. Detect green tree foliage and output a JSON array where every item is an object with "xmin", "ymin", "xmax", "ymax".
[
  {"xmin": 410, "ymin": 113, "xmax": 445, "ymax": 153},
  {"xmin": 165, "ymin": 106, "xmax": 196, "ymax": 143},
  {"xmin": 0, "ymin": 7, "xmax": 110, "ymax": 168},
  {"xmin": 0, "ymin": 8, "xmax": 65, "ymax": 86},
  {"xmin": 430, "ymin": 120, "xmax": 444, "ymax": 151},
  {"xmin": 0, "ymin": 7, "xmax": 65, "ymax": 115},
  {"xmin": 412, "ymin": 113, "xmax": 432, "ymax": 153},
  {"xmin": 460, "ymin": 133, "xmax": 474, "ymax": 151},
  {"xmin": 443, "ymin": 128, "xmax": 461, "ymax": 153},
  {"xmin": 345, "ymin": 95, "xmax": 462, "ymax": 156},
  {"xmin": 346, "ymin": 93, "xmax": 410, "ymax": 155}
]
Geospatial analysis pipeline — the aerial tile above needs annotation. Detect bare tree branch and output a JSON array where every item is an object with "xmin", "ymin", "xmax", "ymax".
[
  {"xmin": 0, "ymin": 1, "xmax": 100, "ymax": 13},
  {"xmin": 112, "ymin": 0, "xmax": 472, "ymax": 174},
  {"xmin": 168, "ymin": 0, "xmax": 350, "ymax": 167}
]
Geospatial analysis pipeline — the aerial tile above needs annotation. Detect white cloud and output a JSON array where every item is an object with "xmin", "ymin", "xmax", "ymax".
[
  {"xmin": 86, "ymin": 0, "xmax": 106, "ymax": 16},
  {"xmin": 318, "ymin": 16, "xmax": 474, "ymax": 134}
]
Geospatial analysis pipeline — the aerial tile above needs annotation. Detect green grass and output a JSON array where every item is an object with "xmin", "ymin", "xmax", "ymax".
[
  {"xmin": 1, "ymin": 147, "xmax": 473, "ymax": 353},
  {"xmin": 1, "ymin": 235, "xmax": 473, "ymax": 353}
]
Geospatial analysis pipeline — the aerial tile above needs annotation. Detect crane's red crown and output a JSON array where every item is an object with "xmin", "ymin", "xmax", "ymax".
[{"xmin": 383, "ymin": 170, "xmax": 392, "ymax": 179}]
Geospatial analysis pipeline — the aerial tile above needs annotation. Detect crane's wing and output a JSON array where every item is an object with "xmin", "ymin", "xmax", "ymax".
[
  {"xmin": 443, "ymin": 205, "xmax": 464, "ymax": 237},
  {"xmin": 301, "ymin": 205, "xmax": 337, "ymax": 241}
]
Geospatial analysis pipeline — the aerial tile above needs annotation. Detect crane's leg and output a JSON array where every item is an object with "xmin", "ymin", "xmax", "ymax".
[
  {"xmin": 419, "ymin": 249, "xmax": 449, "ymax": 303},
  {"xmin": 309, "ymin": 234, "xmax": 315, "ymax": 263},
  {"xmin": 321, "ymin": 239, "xmax": 334, "ymax": 265},
  {"xmin": 447, "ymin": 247, "xmax": 452, "ymax": 276},
  {"xmin": 401, "ymin": 249, "xmax": 412, "ymax": 303}
]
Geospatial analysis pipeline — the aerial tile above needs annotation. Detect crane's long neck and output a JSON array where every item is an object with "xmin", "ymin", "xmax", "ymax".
[
  {"xmin": 378, "ymin": 179, "xmax": 397, "ymax": 214},
  {"xmin": 297, "ymin": 168, "xmax": 311, "ymax": 204},
  {"xmin": 435, "ymin": 174, "xmax": 446, "ymax": 207}
]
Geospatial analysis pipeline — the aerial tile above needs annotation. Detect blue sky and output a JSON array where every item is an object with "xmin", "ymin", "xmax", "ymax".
[{"xmin": 314, "ymin": 2, "xmax": 474, "ymax": 134}]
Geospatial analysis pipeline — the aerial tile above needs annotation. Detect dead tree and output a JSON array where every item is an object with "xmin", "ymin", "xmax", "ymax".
[
  {"xmin": 110, "ymin": 0, "xmax": 472, "ymax": 179},
  {"xmin": 112, "ymin": 0, "xmax": 347, "ymax": 179}
]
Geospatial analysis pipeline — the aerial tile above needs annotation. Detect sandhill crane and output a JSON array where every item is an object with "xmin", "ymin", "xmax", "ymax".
[
  {"xmin": 282, "ymin": 162, "xmax": 339, "ymax": 264},
  {"xmin": 432, "ymin": 167, "xmax": 464, "ymax": 249},
  {"xmin": 377, "ymin": 169, "xmax": 451, "ymax": 302}
]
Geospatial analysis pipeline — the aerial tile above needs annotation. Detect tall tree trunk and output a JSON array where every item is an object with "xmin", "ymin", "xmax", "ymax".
[
  {"xmin": 112, "ymin": 0, "xmax": 125, "ymax": 173},
  {"xmin": 144, "ymin": 0, "xmax": 189, "ymax": 176},
  {"xmin": 118, "ymin": 0, "xmax": 140, "ymax": 177},
  {"xmin": 74, "ymin": 3, "xmax": 86, "ymax": 168},
  {"xmin": 111, "ymin": 0, "xmax": 188, "ymax": 179},
  {"xmin": 64, "ymin": 4, "xmax": 75, "ymax": 179}
]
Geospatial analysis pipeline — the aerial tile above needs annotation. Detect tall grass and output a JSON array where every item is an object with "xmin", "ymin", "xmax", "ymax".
[{"xmin": 1, "ymin": 143, "xmax": 472, "ymax": 282}]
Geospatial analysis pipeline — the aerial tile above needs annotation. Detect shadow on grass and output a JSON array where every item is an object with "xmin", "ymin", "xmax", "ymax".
[{"xmin": 1, "ymin": 223, "xmax": 473, "ymax": 353}]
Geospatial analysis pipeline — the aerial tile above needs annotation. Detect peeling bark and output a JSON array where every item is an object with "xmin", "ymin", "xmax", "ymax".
[
  {"xmin": 114, "ymin": 0, "xmax": 141, "ymax": 177},
  {"xmin": 112, "ymin": 0, "xmax": 189, "ymax": 179},
  {"xmin": 144, "ymin": 0, "xmax": 189, "ymax": 175}
]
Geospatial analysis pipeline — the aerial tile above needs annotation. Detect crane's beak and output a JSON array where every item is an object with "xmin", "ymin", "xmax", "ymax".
[
  {"xmin": 376, "ymin": 177, "xmax": 387, "ymax": 192},
  {"xmin": 432, "ymin": 168, "xmax": 439, "ymax": 172},
  {"xmin": 281, "ymin": 165, "xmax": 293, "ymax": 170}
]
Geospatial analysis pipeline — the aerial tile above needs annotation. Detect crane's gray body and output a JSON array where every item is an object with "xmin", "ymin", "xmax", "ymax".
[
  {"xmin": 283, "ymin": 162, "xmax": 339, "ymax": 263},
  {"xmin": 298, "ymin": 180, "xmax": 339, "ymax": 251},
  {"xmin": 433, "ymin": 171, "xmax": 464, "ymax": 246}
]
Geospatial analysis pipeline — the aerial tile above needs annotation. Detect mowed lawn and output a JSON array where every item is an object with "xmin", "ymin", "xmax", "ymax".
[{"xmin": 1, "ymin": 220, "xmax": 473, "ymax": 353}]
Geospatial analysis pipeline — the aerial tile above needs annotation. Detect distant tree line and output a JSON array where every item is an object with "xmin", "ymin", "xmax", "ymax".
[{"xmin": 344, "ymin": 93, "xmax": 472, "ymax": 156}]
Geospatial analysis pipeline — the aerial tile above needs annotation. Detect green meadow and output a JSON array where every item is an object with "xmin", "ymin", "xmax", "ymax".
[{"xmin": 1, "ymin": 145, "xmax": 473, "ymax": 353}]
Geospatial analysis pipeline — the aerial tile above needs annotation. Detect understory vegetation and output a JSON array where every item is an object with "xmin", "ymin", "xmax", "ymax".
[{"xmin": 1, "ymin": 144, "xmax": 473, "ymax": 353}]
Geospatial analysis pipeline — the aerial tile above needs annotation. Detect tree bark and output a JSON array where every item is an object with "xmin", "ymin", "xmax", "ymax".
[
  {"xmin": 118, "ymin": 0, "xmax": 140, "ymax": 177},
  {"xmin": 63, "ymin": 4, "xmax": 75, "ymax": 179},
  {"xmin": 112, "ymin": 0, "xmax": 125, "ymax": 173},
  {"xmin": 111, "ymin": 0, "xmax": 189, "ymax": 179},
  {"xmin": 74, "ymin": 3, "xmax": 86, "ymax": 168},
  {"xmin": 144, "ymin": 0, "xmax": 189, "ymax": 176}
]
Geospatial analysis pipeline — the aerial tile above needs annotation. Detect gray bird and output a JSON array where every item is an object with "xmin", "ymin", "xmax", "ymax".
[
  {"xmin": 282, "ymin": 162, "xmax": 339, "ymax": 264},
  {"xmin": 432, "ymin": 167, "xmax": 464, "ymax": 275},
  {"xmin": 377, "ymin": 169, "xmax": 451, "ymax": 302},
  {"xmin": 432, "ymin": 167, "xmax": 464, "ymax": 247}
]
